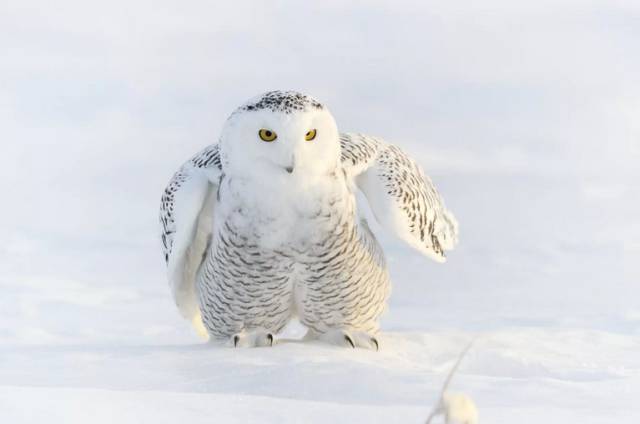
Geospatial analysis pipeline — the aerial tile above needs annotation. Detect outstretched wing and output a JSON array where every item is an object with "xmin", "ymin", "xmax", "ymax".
[
  {"xmin": 159, "ymin": 144, "xmax": 222, "ymax": 327},
  {"xmin": 340, "ymin": 133, "xmax": 458, "ymax": 262}
]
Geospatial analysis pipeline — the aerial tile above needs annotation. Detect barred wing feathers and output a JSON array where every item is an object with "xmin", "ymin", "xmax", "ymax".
[
  {"xmin": 159, "ymin": 144, "xmax": 222, "ymax": 326},
  {"xmin": 340, "ymin": 133, "xmax": 458, "ymax": 262}
]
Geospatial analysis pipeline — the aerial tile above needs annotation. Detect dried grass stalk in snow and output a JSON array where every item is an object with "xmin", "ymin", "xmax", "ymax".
[{"xmin": 426, "ymin": 342, "xmax": 478, "ymax": 424}]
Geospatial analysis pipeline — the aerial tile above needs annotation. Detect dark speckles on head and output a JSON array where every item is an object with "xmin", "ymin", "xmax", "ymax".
[{"xmin": 241, "ymin": 91, "xmax": 324, "ymax": 114}]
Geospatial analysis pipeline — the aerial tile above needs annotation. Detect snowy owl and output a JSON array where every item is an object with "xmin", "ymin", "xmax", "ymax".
[{"xmin": 159, "ymin": 91, "xmax": 458, "ymax": 349}]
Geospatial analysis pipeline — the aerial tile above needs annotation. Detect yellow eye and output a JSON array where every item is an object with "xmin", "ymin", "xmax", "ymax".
[
  {"xmin": 258, "ymin": 129, "xmax": 277, "ymax": 142},
  {"xmin": 305, "ymin": 129, "xmax": 317, "ymax": 141}
]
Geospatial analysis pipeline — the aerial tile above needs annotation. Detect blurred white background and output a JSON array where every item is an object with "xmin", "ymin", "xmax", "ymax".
[{"xmin": 1, "ymin": 0, "xmax": 638, "ymax": 245}]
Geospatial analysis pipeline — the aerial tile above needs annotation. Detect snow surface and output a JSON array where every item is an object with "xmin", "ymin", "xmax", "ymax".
[{"xmin": 1, "ymin": 1, "xmax": 639, "ymax": 423}]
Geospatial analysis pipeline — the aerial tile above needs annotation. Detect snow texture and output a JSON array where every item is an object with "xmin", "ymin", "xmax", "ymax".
[{"xmin": 1, "ymin": 1, "xmax": 639, "ymax": 423}]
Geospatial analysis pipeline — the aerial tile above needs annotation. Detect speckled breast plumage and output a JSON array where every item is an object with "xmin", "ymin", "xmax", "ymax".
[{"xmin": 197, "ymin": 170, "xmax": 390, "ymax": 339}]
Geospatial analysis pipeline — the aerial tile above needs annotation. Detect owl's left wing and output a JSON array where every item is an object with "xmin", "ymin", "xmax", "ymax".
[
  {"xmin": 160, "ymin": 143, "xmax": 222, "ymax": 332},
  {"xmin": 340, "ymin": 133, "xmax": 459, "ymax": 262}
]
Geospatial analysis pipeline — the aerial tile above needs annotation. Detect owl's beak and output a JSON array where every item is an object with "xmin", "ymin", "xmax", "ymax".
[{"xmin": 284, "ymin": 155, "xmax": 295, "ymax": 174}]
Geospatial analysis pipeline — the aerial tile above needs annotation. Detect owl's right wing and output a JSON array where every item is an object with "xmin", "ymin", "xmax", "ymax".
[
  {"xmin": 340, "ymin": 133, "xmax": 458, "ymax": 262},
  {"xmin": 159, "ymin": 144, "xmax": 222, "ymax": 331}
]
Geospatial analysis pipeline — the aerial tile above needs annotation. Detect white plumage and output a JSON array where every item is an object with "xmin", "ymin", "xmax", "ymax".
[{"xmin": 159, "ymin": 91, "xmax": 458, "ymax": 348}]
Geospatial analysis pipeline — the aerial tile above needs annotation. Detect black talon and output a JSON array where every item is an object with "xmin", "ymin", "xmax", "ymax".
[
  {"xmin": 344, "ymin": 334, "xmax": 355, "ymax": 348},
  {"xmin": 233, "ymin": 335, "xmax": 240, "ymax": 347},
  {"xmin": 371, "ymin": 337, "xmax": 379, "ymax": 351},
  {"xmin": 267, "ymin": 333, "xmax": 274, "ymax": 346}
]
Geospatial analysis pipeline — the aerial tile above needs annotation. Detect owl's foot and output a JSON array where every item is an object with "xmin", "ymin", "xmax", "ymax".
[
  {"xmin": 229, "ymin": 329, "xmax": 274, "ymax": 348},
  {"xmin": 307, "ymin": 329, "xmax": 379, "ymax": 350}
]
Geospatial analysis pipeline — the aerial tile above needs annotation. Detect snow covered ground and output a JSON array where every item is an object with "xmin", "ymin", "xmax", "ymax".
[
  {"xmin": 1, "ymin": 174, "xmax": 638, "ymax": 423},
  {"xmin": 1, "ymin": 1, "xmax": 639, "ymax": 423}
]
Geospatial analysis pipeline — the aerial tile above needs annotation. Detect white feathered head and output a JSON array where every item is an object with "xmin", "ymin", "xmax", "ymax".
[{"xmin": 219, "ymin": 91, "xmax": 341, "ymax": 179}]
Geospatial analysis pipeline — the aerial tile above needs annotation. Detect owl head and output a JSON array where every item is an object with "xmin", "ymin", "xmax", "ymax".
[{"xmin": 219, "ymin": 91, "xmax": 341, "ymax": 179}]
